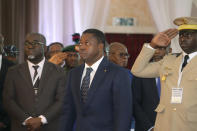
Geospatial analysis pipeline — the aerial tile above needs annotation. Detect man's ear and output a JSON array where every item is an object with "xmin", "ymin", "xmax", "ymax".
[
  {"xmin": 43, "ymin": 45, "xmax": 47, "ymax": 54},
  {"xmin": 98, "ymin": 43, "xmax": 104, "ymax": 51}
]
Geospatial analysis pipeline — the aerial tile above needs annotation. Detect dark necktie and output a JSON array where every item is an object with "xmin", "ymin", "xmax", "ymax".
[
  {"xmin": 81, "ymin": 68, "xmax": 93, "ymax": 103},
  {"xmin": 33, "ymin": 65, "xmax": 39, "ymax": 95},
  {"xmin": 181, "ymin": 55, "xmax": 189, "ymax": 71}
]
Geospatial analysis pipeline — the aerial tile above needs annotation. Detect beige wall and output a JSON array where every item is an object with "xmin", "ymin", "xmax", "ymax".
[{"xmin": 105, "ymin": 0, "xmax": 157, "ymax": 33}]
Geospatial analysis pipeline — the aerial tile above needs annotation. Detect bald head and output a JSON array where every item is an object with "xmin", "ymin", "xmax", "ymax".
[
  {"xmin": 109, "ymin": 42, "xmax": 127, "ymax": 53},
  {"xmin": 25, "ymin": 33, "xmax": 46, "ymax": 45},
  {"xmin": 108, "ymin": 42, "xmax": 129, "ymax": 67}
]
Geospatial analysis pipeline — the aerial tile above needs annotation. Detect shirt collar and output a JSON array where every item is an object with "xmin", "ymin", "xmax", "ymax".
[
  {"xmin": 84, "ymin": 56, "xmax": 104, "ymax": 72},
  {"xmin": 183, "ymin": 51, "xmax": 197, "ymax": 61},
  {"xmin": 27, "ymin": 57, "xmax": 45, "ymax": 69}
]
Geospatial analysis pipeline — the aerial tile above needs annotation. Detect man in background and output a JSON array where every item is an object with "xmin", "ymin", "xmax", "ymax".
[
  {"xmin": 132, "ymin": 47, "xmax": 168, "ymax": 131},
  {"xmin": 108, "ymin": 42, "xmax": 130, "ymax": 68},
  {"xmin": 0, "ymin": 34, "xmax": 15, "ymax": 131},
  {"xmin": 47, "ymin": 42, "xmax": 64, "ymax": 59},
  {"xmin": 62, "ymin": 45, "xmax": 79, "ymax": 74},
  {"xmin": 107, "ymin": 42, "xmax": 134, "ymax": 129}
]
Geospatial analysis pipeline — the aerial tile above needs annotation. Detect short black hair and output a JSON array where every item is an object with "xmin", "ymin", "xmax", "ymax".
[
  {"xmin": 83, "ymin": 29, "xmax": 106, "ymax": 46},
  {"xmin": 48, "ymin": 42, "xmax": 64, "ymax": 48}
]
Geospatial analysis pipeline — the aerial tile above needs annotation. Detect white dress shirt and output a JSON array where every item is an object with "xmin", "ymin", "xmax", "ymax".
[
  {"xmin": 27, "ymin": 57, "xmax": 45, "ymax": 85},
  {"xmin": 81, "ymin": 56, "xmax": 104, "ymax": 88},
  {"xmin": 23, "ymin": 57, "xmax": 48, "ymax": 125}
]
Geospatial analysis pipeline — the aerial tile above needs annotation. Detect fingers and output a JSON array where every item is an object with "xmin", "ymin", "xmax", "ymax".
[{"xmin": 162, "ymin": 28, "xmax": 178, "ymax": 39}]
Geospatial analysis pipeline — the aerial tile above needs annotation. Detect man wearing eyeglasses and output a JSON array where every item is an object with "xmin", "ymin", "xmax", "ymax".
[
  {"xmin": 3, "ymin": 33, "xmax": 66, "ymax": 131},
  {"xmin": 107, "ymin": 42, "xmax": 135, "ymax": 130},
  {"xmin": 108, "ymin": 42, "xmax": 130, "ymax": 68}
]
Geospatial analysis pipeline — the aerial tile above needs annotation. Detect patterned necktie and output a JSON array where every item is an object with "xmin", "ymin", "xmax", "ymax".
[
  {"xmin": 181, "ymin": 55, "xmax": 189, "ymax": 71},
  {"xmin": 81, "ymin": 68, "xmax": 93, "ymax": 103},
  {"xmin": 33, "ymin": 65, "xmax": 39, "ymax": 81},
  {"xmin": 32, "ymin": 65, "xmax": 39, "ymax": 95}
]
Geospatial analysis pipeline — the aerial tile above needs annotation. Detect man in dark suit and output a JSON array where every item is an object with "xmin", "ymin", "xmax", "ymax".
[
  {"xmin": 0, "ymin": 34, "xmax": 15, "ymax": 131},
  {"xmin": 3, "ymin": 33, "xmax": 66, "ymax": 131},
  {"xmin": 62, "ymin": 29, "xmax": 132, "ymax": 131},
  {"xmin": 132, "ymin": 47, "xmax": 168, "ymax": 131}
]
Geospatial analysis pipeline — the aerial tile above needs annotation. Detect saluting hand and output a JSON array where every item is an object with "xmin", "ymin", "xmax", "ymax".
[
  {"xmin": 150, "ymin": 28, "xmax": 178, "ymax": 49},
  {"xmin": 49, "ymin": 52, "xmax": 67, "ymax": 65}
]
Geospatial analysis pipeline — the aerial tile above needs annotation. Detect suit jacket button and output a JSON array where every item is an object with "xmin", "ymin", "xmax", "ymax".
[{"xmin": 35, "ymin": 98, "xmax": 39, "ymax": 102}]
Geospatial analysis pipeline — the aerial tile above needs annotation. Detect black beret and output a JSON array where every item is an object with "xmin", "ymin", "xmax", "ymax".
[{"xmin": 62, "ymin": 45, "xmax": 77, "ymax": 52}]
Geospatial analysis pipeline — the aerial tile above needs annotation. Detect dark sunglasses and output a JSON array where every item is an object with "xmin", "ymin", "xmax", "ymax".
[{"xmin": 110, "ymin": 52, "xmax": 130, "ymax": 58}]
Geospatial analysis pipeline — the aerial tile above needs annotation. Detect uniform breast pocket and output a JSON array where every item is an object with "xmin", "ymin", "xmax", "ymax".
[{"xmin": 187, "ymin": 74, "xmax": 197, "ymax": 88}]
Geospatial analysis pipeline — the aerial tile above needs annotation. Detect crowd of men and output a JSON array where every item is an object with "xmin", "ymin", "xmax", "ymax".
[{"xmin": 0, "ymin": 16, "xmax": 197, "ymax": 131}]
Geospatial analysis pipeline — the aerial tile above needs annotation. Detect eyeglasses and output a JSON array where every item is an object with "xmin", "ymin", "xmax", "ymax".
[
  {"xmin": 119, "ymin": 53, "xmax": 130, "ymax": 58},
  {"xmin": 110, "ymin": 52, "xmax": 130, "ymax": 58},
  {"xmin": 25, "ymin": 40, "xmax": 44, "ymax": 46}
]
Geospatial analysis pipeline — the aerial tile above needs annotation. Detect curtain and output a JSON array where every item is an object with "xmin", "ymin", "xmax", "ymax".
[
  {"xmin": 73, "ymin": 0, "xmax": 111, "ymax": 34},
  {"xmin": 147, "ymin": 0, "xmax": 193, "ymax": 53},
  {"xmin": 0, "ymin": 0, "xmax": 39, "ymax": 63},
  {"xmin": 39, "ymin": 0, "xmax": 110, "ymax": 46},
  {"xmin": 39, "ymin": 0, "xmax": 75, "ymax": 46}
]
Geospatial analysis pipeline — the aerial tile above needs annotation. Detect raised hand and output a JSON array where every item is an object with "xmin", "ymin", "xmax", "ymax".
[
  {"xmin": 150, "ymin": 28, "xmax": 178, "ymax": 48},
  {"xmin": 49, "ymin": 52, "xmax": 67, "ymax": 65}
]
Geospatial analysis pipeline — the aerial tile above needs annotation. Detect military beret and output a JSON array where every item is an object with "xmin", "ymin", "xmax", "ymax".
[{"xmin": 62, "ymin": 45, "xmax": 77, "ymax": 52}]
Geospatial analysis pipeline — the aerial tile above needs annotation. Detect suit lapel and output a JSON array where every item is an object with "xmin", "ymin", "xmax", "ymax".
[
  {"xmin": 84, "ymin": 57, "xmax": 109, "ymax": 107},
  {"xmin": 151, "ymin": 78, "xmax": 159, "ymax": 98},
  {"xmin": 74, "ymin": 64, "xmax": 84, "ymax": 105},
  {"xmin": 38, "ymin": 61, "xmax": 53, "ymax": 94},
  {"xmin": 18, "ymin": 62, "xmax": 33, "ymax": 88}
]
